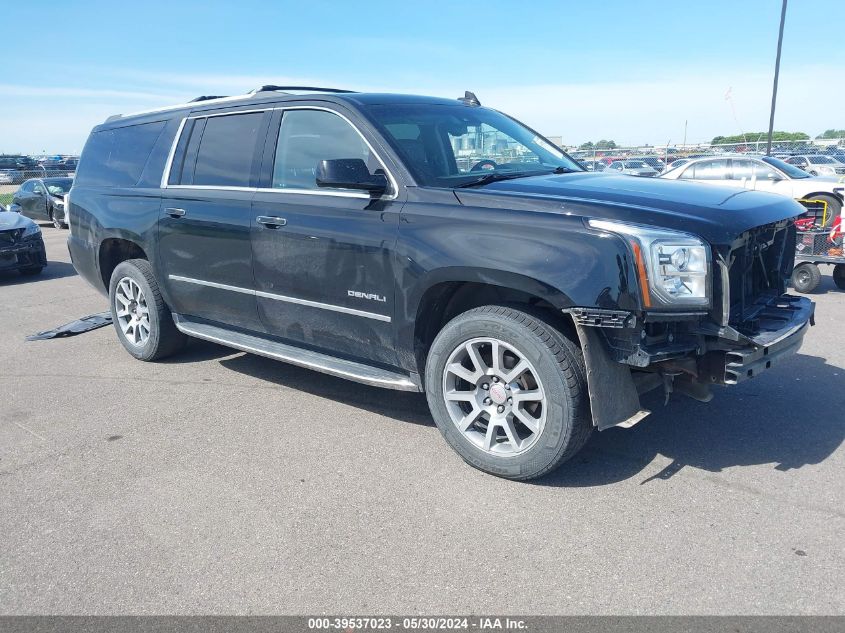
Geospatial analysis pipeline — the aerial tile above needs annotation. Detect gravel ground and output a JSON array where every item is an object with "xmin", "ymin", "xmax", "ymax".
[{"xmin": 1, "ymin": 225, "xmax": 843, "ymax": 615}]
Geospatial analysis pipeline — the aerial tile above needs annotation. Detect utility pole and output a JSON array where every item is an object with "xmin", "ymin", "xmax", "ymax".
[
  {"xmin": 682, "ymin": 120, "xmax": 688, "ymax": 149},
  {"xmin": 766, "ymin": 0, "xmax": 788, "ymax": 156}
]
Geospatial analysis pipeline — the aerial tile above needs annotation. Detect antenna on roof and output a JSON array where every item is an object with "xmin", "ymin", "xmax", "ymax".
[{"xmin": 458, "ymin": 91, "xmax": 481, "ymax": 106}]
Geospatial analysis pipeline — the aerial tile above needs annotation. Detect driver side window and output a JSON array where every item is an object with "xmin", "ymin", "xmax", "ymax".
[
  {"xmin": 32, "ymin": 182, "xmax": 45, "ymax": 194},
  {"xmin": 272, "ymin": 109, "xmax": 381, "ymax": 191}
]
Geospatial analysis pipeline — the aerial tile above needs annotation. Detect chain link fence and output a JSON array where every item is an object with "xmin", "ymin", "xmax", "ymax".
[{"xmin": 559, "ymin": 138, "xmax": 845, "ymax": 176}]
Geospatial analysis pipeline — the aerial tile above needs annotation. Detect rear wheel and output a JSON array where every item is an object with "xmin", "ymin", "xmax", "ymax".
[
  {"xmin": 425, "ymin": 305, "xmax": 592, "ymax": 480},
  {"xmin": 809, "ymin": 194, "xmax": 841, "ymax": 227},
  {"xmin": 791, "ymin": 262, "xmax": 822, "ymax": 293},
  {"xmin": 833, "ymin": 264, "xmax": 845, "ymax": 290},
  {"xmin": 109, "ymin": 258, "xmax": 187, "ymax": 361}
]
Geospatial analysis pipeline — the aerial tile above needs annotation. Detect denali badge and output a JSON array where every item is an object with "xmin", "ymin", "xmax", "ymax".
[{"xmin": 348, "ymin": 290, "xmax": 387, "ymax": 302}]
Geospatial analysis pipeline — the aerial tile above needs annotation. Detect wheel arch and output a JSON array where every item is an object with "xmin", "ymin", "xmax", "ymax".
[
  {"xmin": 98, "ymin": 237, "xmax": 149, "ymax": 290},
  {"xmin": 407, "ymin": 268, "xmax": 576, "ymax": 383}
]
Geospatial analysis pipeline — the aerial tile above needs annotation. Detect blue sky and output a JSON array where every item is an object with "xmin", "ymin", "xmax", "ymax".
[{"xmin": 2, "ymin": 0, "xmax": 844, "ymax": 153}]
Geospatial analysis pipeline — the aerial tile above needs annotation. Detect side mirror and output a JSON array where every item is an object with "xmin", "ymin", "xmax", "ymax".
[{"xmin": 316, "ymin": 159, "xmax": 388, "ymax": 194}]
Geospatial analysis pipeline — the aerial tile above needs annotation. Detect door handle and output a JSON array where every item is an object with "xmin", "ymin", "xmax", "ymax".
[
  {"xmin": 166, "ymin": 207, "xmax": 187, "ymax": 218},
  {"xmin": 257, "ymin": 215, "xmax": 287, "ymax": 228}
]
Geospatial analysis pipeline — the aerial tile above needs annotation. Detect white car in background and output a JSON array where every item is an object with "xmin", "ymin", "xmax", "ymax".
[
  {"xmin": 785, "ymin": 154, "xmax": 845, "ymax": 177},
  {"xmin": 659, "ymin": 155, "xmax": 844, "ymax": 224}
]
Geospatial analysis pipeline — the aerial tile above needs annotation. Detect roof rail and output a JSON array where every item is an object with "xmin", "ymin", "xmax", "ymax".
[
  {"xmin": 250, "ymin": 85, "xmax": 356, "ymax": 95},
  {"xmin": 190, "ymin": 95, "xmax": 229, "ymax": 102}
]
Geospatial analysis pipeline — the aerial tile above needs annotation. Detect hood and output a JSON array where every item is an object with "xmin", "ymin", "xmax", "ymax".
[
  {"xmin": 0, "ymin": 210, "xmax": 37, "ymax": 231},
  {"xmin": 454, "ymin": 171, "xmax": 805, "ymax": 245}
]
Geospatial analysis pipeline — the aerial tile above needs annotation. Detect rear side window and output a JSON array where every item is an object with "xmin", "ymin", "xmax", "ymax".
[
  {"xmin": 181, "ymin": 112, "xmax": 265, "ymax": 187},
  {"xmin": 76, "ymin": 121, "xmax": 166, "ymax": 187}
]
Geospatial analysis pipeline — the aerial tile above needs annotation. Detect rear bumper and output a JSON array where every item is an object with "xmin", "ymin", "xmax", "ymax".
[
  {"xmin": 67, "ymin": 233, "xmax": 105, "ymax": 295},
  {"xmin": 0, "ymin": 238, "xmax": 46, "ymax": 271}
]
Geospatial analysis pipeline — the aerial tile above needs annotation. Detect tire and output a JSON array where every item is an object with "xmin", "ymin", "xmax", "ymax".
[
  {"xmin": 49, "ymin": 206, "xmax": 66, "ymax": 229},
  {"xmin": 108, "ymin": 258, "xmax": 187, "ymax": 361},
  {"xmin": 809, "ymin": 194, "xmax": 842, "ymax": 227},
  {"xmin": 19, "ymin": 266, "xmax": 44, "ymax": 276},
  {"xmin": 424, "ymin": 305, "xmax": 592, "ymax": 481},
  {"xmin": 791, "ymin": 263, "xmax": 822, "ymax": 293},
  {"xmin": 833, "ymin": 264, "xmax": 845, "ymax": 290}
]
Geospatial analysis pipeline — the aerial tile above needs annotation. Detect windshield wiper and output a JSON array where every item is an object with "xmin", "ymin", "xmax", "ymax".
[
  {"xmin": 550, "ymin": 166, "xmax": 578, "ymax": 174},
  {"xmin": 456, "ymin": 171, "xmax": 543, "ymax": 188}
]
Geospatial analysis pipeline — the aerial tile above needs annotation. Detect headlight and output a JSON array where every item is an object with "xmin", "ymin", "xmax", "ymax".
[
  {"xmin": 588, "ymin": 219, "xmax": 711, "ymax": 308},
  {"xmin": 22, "ymin": 223, "xmax": 41, "ymax": 239}
]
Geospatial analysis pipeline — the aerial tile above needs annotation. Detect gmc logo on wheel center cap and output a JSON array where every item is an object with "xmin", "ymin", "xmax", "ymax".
[{"xmin": 490, "ymin": 383, "xmax": 507, "ymax": 404}]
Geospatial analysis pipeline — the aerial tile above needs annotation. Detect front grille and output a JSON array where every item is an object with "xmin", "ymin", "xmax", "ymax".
[
  {"xmin": 834, "ymin": 167, "xmax": 845, "ymax": 175},
  {"xmin": 726, "ymin": 221, "xmax": 794, "ymax": 332},
  {"xmin": 0, "ymin": 229, "xmax": 21, "ymax": 245}
]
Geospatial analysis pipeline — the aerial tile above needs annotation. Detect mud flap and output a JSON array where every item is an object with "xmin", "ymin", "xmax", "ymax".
[{"xmin": 573, "ymin": 323, "xmax": 651, "ymax": 431}]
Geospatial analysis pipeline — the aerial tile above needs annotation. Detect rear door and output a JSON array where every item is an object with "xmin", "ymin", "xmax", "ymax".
[
  {"xmin": 250, "ymin": 106, "xmax": 403, "ymax": 366},
  {"xmin": 13, "ymin": 181, "xmax": 35, "ymax": 216},
  {"xmin": 158, "ymin": 109, "xmax": 271, "ymax": 331}
]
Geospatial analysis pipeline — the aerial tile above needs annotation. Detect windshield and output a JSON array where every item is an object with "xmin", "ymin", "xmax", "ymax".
[
  {"xmin": 809, "ymin": 156, "xmax": 835, "ymax": 164},
  {"xmin": 761, "ymin": 156, "xmax": 809, "ymax": 179},
  {"xmin": 43, "ymin": 178, "xmax": 73, "ymax": 195},
  {"xmin": 366, "ymin": 103, "xmax": 583, "ymax": 187}
]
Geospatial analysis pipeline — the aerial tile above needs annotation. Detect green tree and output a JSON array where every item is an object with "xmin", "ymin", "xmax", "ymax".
[
  {"xmin": 579, "ymin": 139, "xmax": 617, "ymax": 150},
  {"xmin": 711, "ymin": 131, "xmax": 809, "ymax": 145},
  {"xmin": 816, "ymin": 129, "xmax": 845, "ymax": 139}
]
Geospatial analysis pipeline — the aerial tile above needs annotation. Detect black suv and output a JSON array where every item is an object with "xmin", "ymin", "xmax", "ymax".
[{"xmin": 67, "ymin": 87, "xmax": 814, "ymax": 480}]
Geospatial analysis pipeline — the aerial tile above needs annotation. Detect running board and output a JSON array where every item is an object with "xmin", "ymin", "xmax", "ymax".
[{"xmin": 173, "ymin": 314, "xmax": 421, "ymax": 392}]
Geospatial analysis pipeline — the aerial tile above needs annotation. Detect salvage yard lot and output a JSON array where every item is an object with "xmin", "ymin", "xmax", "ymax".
[{"xmin": 1, "ymin": 226, "xmax": 843, "ymax": 614}]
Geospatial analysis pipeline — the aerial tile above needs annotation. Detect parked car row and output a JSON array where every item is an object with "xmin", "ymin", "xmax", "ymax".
[{"xmin": 0, "ymin": 154, "xmax": 78, "ymax": 185}]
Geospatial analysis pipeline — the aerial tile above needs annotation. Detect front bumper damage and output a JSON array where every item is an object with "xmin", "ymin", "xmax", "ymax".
[
  {"xmin": 0, "ymin": 236, "xmax": 46, "ymax": 272},
  {"xmin": 568, "ymin": 293, "xmax": 815, "ymax": 431}
]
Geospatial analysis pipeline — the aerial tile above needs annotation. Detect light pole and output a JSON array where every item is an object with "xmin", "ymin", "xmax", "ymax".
[{"xmin": 766, "ymin": 0, "xmax": 788, "ymax": 156}]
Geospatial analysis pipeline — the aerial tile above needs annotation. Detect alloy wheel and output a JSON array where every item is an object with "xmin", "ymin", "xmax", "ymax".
[
  {"xmin": 441, "ymin": 337, "xmax": 546, "ymax": 456},
  {"xmin": 114, "ymin": 276, "xmax": 151, "ymax": 347}
]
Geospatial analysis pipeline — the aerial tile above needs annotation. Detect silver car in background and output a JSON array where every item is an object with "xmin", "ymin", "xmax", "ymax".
[
  {"xmin": 785, "ymin": 154, "xmax": 845, "ymax": 177},
  {"xmin": 606, "ymin": 159, "xmax": 658, "ymax": 177}
]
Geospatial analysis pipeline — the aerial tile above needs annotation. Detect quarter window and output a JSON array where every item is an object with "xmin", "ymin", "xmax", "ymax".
[
  {"xmin": 271, "ymin": 110, "xmax": 383, "ymax": 191},
  {"xmin": 191, "ymin": 112, "xmax": 265, "ymax": 187},
  {"xmin": 76, "ymin": 121, "xmax": 166, "ymax": 187}
]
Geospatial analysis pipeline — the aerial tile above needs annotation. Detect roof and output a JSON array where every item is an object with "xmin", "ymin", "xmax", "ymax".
[{"xmin": 102, "ymin": 88, "xmax": 470, "ymax": 127}]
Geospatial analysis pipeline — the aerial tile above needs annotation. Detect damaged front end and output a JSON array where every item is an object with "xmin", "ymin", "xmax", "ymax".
[{"xmin": 570, "ymin": 218, "xmax": 815, "ymax": 431}]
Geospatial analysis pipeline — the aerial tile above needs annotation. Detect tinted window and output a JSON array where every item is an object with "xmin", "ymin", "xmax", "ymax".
[
  {"xmin": 19, "ymin": 181, "xmax": 33, "ymax": 193},
  {"xmin": 76, "ymin": 121, "xmax": 166, "ymax": 187},
  {"xmin": 272, "ymin": 109, "xmax": 378, "ymax": 191},
  {"xmin": 192, "ymin": 112, "xmax": 264, "ymax": 187}
]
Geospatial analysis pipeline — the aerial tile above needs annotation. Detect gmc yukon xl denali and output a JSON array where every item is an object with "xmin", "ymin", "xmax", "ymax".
[{"xmin": 67, "ymin": 87, "xmax": 814, "ymax": 480}]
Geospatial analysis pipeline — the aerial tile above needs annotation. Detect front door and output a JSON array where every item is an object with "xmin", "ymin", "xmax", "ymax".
[
  {"xmin": 250, "ymin": 107, "xmax": 402, "ymax": 366},
  {"xmin": 158, "ymin": 109, "xmax": 271, "ymax": 331}
]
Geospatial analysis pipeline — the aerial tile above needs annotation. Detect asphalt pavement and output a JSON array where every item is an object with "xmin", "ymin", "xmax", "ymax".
[{"xmin": 1, "ymin": 225, "xmax": 843, "ymax": 614}]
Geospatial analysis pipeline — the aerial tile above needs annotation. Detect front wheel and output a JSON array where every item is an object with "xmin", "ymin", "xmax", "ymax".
[
  {"xmin": 833, "ymin": 264, "xmax": 845, "ymax": 290},
  {"xmin": 49, "ymin": 206, "xmax": 67, "ymax": 229},
  {"xmin": 791, "ymin": 262, "xmax": 822, "ymax": 293},
  {"xmin": 109, "ymin": 258, "xmax": 187, "ymax": 361},
  {"xmin": 425, "ymin": 305, "xmax": 592, "ymax": 480}
]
